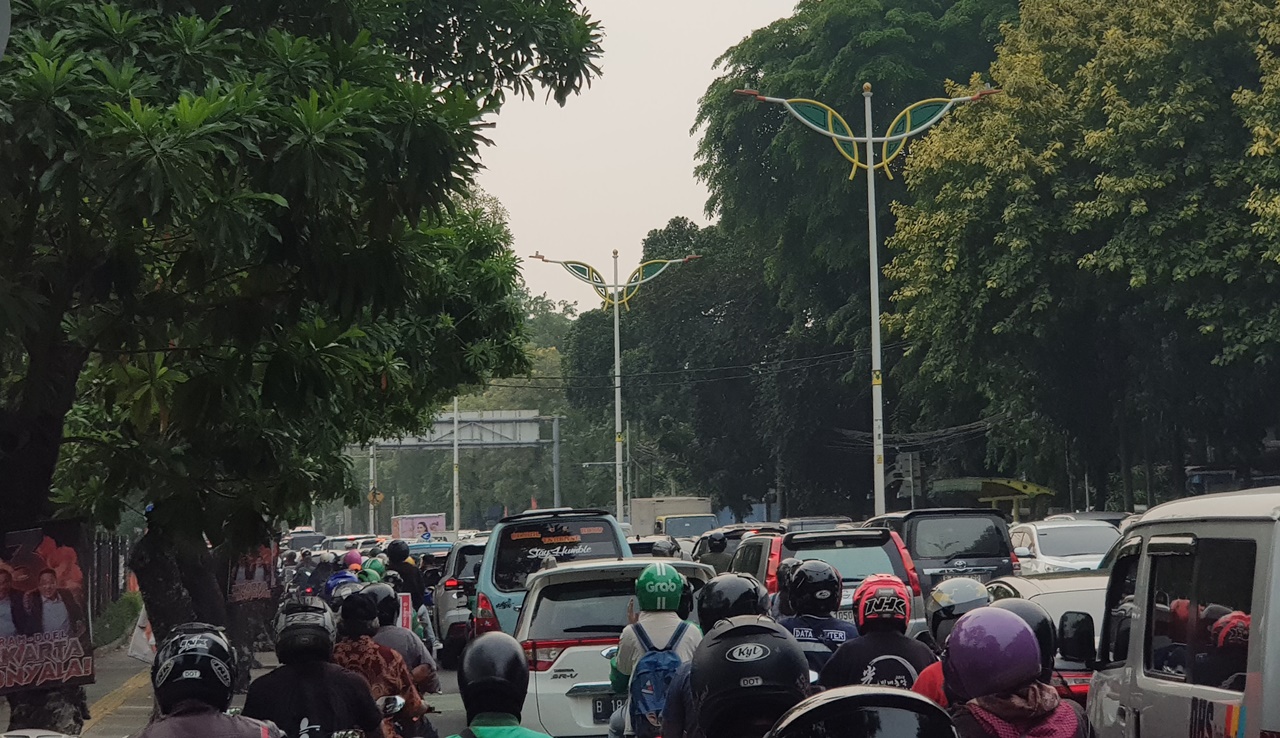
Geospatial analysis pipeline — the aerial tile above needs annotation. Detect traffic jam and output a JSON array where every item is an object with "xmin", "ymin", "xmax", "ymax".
[{"xmin": 254, "ymin": 489, "xmax": 1275, "ymax": 738}]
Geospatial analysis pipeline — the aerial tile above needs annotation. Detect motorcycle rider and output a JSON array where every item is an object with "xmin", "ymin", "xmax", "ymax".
[
  {"xmin": 243, "ymin": 596, "xmax": 384, "ymax": 738},
  {"xmin": 763, "ymin": 686, "xmax": 958, "ymax": 738},
  {"xmin": 989, "ymin": 598, "xmax": 1060, "ymax": 684},
  {"xmin": 448, "ymin": 632, "xmax": 552, "ymax": 738},
  {"xmin": 769, "ymin": 558, "xmax": 802, "ymax": 618},
  {"xmin": 309, "ymin": 551, "xmax": 339, "ymax": 589},
  {"xmin": 911, "ymin": 577, "xmax": 991, "ymax": 707},
  {"xmin": 820, "ymin": 574, "xmax": 937, "ymax": 689},
  {"xmin": 649, "ymin": 538, "xmax": 677, "ymax": 558},
  {"xmin": 695, "ymin": 532, "xmax": 732, "ymax": 574},
  {"xmin": 366, "ymin": 582, "xmax": 442, "ymax": 694},
  {"xmin": 609, "ymin": 562, "xmax": 702, "ymax": 738},
  {"xmin": 691, "ymin": 615, "xmax": 810, "ymax": 738},
  {"xmin": 137, "ymin": 623, "xmax": 283, "ymax": 738},
  {"xmin": 778, "ymin": 560, "xmax": 859, "ymax": 671},
  {"xmin": 943, "ymin": 608, "xmax": 1085, "ymax": 738},
  {"xmin": 333, "ymin": 591, "xmax": 429, "ymax": 738},
  {"xmin": 662, "ymin": 573, "xmax": 770, "ymax": 738},
  {"xmin": 386, "ymin": 540, "xmax": 439, "ymax": 650}
]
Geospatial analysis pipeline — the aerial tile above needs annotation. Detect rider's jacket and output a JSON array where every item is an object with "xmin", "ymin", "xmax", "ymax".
[
  {"xmin": 243, "ymin": 660, "xmax": 383, "ymax": 738},
  {"xmin": 446, "ymin": 712, "xmax": 552, "ymax": 738},
  {"xmin": 778, "ymin": 614, "xmax": 860, "ymax": 671},
  {"xmin": 138, "ymin": 699, "xmax": 285, "ymax": 738}
]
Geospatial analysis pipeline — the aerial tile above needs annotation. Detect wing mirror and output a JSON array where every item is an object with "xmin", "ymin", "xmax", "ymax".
[
  {"xmin": 377, "ymin": 695, "xmax": 406, "ymax": 717},
  {"xmin": 1014, "ymin": 546, "xmax": 1034, "ymax": 559},
  {"xmin": 1058, "ymin": 611, "xmax": 1097, "ymax": 664},
  {"xmin": 601, "ymin": 645, "xmax": 619, "ymax": 660}
]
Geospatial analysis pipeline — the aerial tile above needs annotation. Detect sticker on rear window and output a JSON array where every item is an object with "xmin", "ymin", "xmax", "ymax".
[
  {"xmin": 511, "ymin": 531, "xmax": 541, "ymax": 540},
  {"xmin": 526, "ymin": 544, "xmax": 594, "ymax": 559},
  {"xmin": 581, "ymin": 526, "xmax": 604, "ymax": 534}
]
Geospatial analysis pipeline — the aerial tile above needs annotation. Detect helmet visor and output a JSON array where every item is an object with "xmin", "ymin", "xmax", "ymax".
[{"xmin": 770, "ymin": 703, "xmax": 956, "ymax": 738}]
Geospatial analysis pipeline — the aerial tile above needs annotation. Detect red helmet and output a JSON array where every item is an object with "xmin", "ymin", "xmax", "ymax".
[
  {"xmin": 1211, "ymin": 611, "xmax": 1251, "ymax": 648},
  {"xmin": 852, "ymin": 574, "xmax": 911, "ymax": 633}
]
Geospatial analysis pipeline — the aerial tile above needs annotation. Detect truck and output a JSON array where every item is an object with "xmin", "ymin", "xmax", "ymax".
[{"xmin": 629, "ymin": 497, "xmax": 718, "ymax": 548}]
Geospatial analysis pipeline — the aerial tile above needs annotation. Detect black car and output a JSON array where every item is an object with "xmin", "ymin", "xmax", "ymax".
[
  {"xmin": 690, "ymin": 522, "xmax": 785, "ymax": 560},
  {"xmin": 862, "ymin": 508, "xmax": 1015, "ymax": 598}
]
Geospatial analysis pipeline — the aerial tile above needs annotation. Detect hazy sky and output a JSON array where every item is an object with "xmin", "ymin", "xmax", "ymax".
[{"xmin": 477, "ymin": 1, "xmax": 797, "ymax": 306}]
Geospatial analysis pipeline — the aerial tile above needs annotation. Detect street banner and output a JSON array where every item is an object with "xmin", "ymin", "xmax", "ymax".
[
  {"xmin": 228, "ymin": 544, "xmax": 276, "ymax": 603},
  {"xmin": 0, "ymin": 521, "xmax": 95, "ymax": 695},
  {"xmin": 392, "ymin": 514, "xmax": 446, "ymax": 541},
  {"xmin": 398, "ymin": 593, "xmax": 413, "ymax": 630},
  {"xmin": 126, "ymin": 606, "xmax": 156, "ymax": 664}
]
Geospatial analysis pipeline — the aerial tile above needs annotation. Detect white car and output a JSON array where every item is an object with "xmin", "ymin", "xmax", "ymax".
[
  {"xmin": 1009, "ymin": 519, "xmax": 1120, "ymax": 574},
  {"xmin": 513, "ymin": 558, "xmax": 715, "ymax": 738}
]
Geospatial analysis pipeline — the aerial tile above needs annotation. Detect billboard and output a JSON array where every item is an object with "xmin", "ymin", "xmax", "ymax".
[
  {"xmin": 228, "ymin": 544, "xmax": 276, "ymax": 603},
  {"xmin": 0, "ymin": 521, "xmax": 94, "ymax": 695},
  {"xmin": 392, "ymin": 514, "xmax": 447, "ymax": 541}
]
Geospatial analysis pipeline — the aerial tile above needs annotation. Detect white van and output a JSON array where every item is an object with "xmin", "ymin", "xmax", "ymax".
[{"xmin": 1057, "ymin": 489, "xmax": 1275, "ymax": 738}]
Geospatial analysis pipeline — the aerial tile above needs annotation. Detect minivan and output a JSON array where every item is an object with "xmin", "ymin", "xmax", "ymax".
[
  {"xmin": 473, "ymin": 508, "xmax": 630, "ymax": 635},
  {"xmin": 862, "ymin": 508, "xmax": 1016, "ymax": 598},
  {"xmin": 1057, "ymin": 489, "xmax": 1279, "ymax": 738}
]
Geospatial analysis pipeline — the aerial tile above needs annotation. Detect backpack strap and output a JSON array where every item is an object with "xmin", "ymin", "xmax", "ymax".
[
  {"xmin": 663, "ymin": 621, "xmax": 689, "ymax": 651},
  {"xmin": 634, "ymin": 622, "xmax": 657, "ymax": 652}
]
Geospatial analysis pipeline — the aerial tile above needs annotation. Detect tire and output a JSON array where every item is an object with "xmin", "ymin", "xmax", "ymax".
[{"xmin": 439, "ymin": 637, "xmax": 464, "ymax": 670}]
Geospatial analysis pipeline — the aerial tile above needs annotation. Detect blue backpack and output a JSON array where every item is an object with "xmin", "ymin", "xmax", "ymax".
[{"xmin": 628, "ymin": 621, "xmax": 689, "ymax": 738}]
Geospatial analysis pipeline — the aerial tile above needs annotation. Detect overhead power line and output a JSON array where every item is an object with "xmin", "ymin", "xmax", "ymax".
[{"xmin": 828, "ymin": 414, "xmax": 1012, "ymax": 452}]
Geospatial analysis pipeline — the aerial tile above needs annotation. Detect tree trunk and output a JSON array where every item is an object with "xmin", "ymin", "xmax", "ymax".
[
  {"xmin": 129, "ymin": 530, "xmax": 199, "ymax": 644},
  {"xmin": 1119, "ymin": 421, "xmax": 1135, "ymax": 512}
]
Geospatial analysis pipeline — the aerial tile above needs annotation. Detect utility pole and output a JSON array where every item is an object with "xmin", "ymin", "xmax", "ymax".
[
  {"xmin": 452, "ymin": 396, "xmax": 460, "ymax": 531},
  {"xmin": 612, "ymin": 251, "xmax": 624, "ymax": 522},
  {"xmin": 552, "ymin": 416, "xmax": 562, "ymax": 507},
  {"xmin": 368, "ymin": 444, "xmax": 377, "ymax": 534}
]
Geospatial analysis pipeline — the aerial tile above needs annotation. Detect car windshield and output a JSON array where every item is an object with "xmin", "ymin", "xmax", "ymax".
[
  {"xmin": 1036, "ymin": 526, "xmax": 1120, "ymax": 557},
  {"xmin": 789, "ymin": 544, "xmax": 897, "ymax": 582},
  {"xmin": 287, "ymin": 533, "xmax": 326, "ymax": 550},
  {"xmin": 526, "ymin": 578, "xmax": 635, "ymax": 639},
  {"xmin": 910, "ymin": 516, "xmax": 1009, "ymax": 559},
  {"xmin": 665, "ymin": 516, "xmax": 719, "ymax": 538},
  {"xmin": 494, "ymin": 519, "xmax": 623, "ymax": 592}
]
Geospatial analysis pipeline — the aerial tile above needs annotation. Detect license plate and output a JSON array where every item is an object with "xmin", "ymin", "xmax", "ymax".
[
  {"xmin": 835, "ymin": 608, "xmax": 857, "ymax": 622},
  {"xmin": 592, "ymin": 696, "xmax": 625, "ymax": 724},
  {"xmin": 940, "ymin": 572, "xmax": 988, "ymax": 583}
]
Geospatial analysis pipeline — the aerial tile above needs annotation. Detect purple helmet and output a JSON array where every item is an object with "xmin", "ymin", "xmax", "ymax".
[{"xmin": 942, "ymin": 607, "xmax": 1042, "ymax": 701}]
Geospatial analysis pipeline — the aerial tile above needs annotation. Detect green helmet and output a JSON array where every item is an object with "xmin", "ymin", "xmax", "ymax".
[
  {"xmin": 635, "ymin": 562, "xmax": 685, "ymax": 612},
  {"xmin": 356, "ymin": 568, "xmax": 382, "ymax": 583},
  {"xmin": 363, "ymin": 558, "xmax": 386, "ymax": 575}
]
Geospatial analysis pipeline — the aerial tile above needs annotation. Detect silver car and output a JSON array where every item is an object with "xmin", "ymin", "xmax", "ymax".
[
  {"xmin": 1009, "ymin": 519, "xmax": 1120, "ymax": 574},
  {"xmin": 432, "ymin": 539, "xmax": 487, "ymax": 668}
]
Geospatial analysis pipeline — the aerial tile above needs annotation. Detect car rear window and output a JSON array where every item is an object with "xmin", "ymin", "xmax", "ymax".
[
  {"xmin": 452, "ymin": 548, "xmax": 485, "ymax": 579},
  {"xmin": 910, "ymin": 516, "xmax": 1010, "ymax": 559},
  {"xmin": 495, "ymin": 519, "xmax": 622, "ymax": 592},
  {"xmin": 787, "ymin": 542, "xmax": 899, "ymax": 583},
  {"xmin": 527, "ymin": 578, "xmax": 633, "ymax": 639},
  {"xmin": 665, "ymin": 516, "xmax": 719, "ymax": 538},
  {"xmin": 288, "ymin": 533, "xmax": 326, "ymax": 550},
  {"xmin": 1036, "ymin": 526, "xmax": 1119, "ymax": 557}
]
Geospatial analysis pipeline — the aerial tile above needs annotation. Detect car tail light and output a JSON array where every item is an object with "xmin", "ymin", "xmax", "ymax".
[
  {"xmin": 521, "ymin": 637, "xmax": 618, "ymax": 672},
  {"xmin": 473, "ymin": 592, "xmax": 501, "ymax": 635},
  {"xmin": 889, "ymin": 532, "xmax": 923, "ymax": 597},
  {"xmin": 765, "ymin": 538, "xmax": 783, "ymax": 593},
  {"xmin": 444, "ymin": 578, "xmax": 460, "ymax": 589},
  {"xmin": 1011, "ymin": 549, "xmax": 1022, "ymax": 575},
  {"xmin": 1051, "ymin": 670, "xmax": 1091, "ymax": 704}
]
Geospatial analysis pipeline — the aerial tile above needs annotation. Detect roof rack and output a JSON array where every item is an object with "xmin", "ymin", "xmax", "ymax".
[{"xmin": 499, "ymin": 507, "xmax": 610, "ymax": 524}]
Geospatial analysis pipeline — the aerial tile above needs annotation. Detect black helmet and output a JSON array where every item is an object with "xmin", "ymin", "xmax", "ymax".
[
  {"xmin": 692, "ymin": 615, "xmax": 809, "ymax": 738},
  {"xmin": 789, "ymin": 560, "xmax": 841, "ymax": 616},
  {"xmin": 650, "ymin": 538, "xmax": 677, "ymax": 557},
  {"xmin": 339, "ymin": 590, "xmax": 380, "ymax": 637},
  {"xmin": 924, "ymin": 577, "xmax": 991, "ymax": 644},
  {"xmin": 764, "ymin": 686, "xmax": 957, "ymax": 738},
  {"xmin": 459, "ymin": 632, "xmax": 530, "ymax": 723},
  {"xmin": 991, "ymin": 598, "xmax": 1056, "ymax": 682},
  {"xmin": 382, "ymin": 568, "xmax": 404, "ymax": 589},
  {"xmin": 329, "ymin": 580, "xmax": 365, "ymax": 613},
  {"xmin": 697, "ymin": 573, "xmax": 770, "ymax": 633},
  {"xmin": 364, "ymin": 582, "xmax": 400, "ymax": 626},
  {"xmin": 677, "ymin": 577, "xmax": 696, "ymax": 621},
  {"xmin": 386, "ymin": 539, "xmax": 411, "ymax": 562},
  {"xmin": 369, "ymin": 545, "xmax": 384, "ymax": 558},
  {"xmin": 708, "ymin": 531, "xmax": 728, "ymax": 553},
  {"xmin": 151, "ymin": 623, "xmax": 236, "ymax": 713},
  {"xmin": 776, "ymin": 558, "xmax": 802, "ymax": 593},
  {"xmin": 273, "ymin": 595, "xmax": 336, "ymax": 664}
]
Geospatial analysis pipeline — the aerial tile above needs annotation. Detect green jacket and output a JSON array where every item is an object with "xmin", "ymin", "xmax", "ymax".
[{"xmin": 446, "ymin": 712, "xmax": 552, "ymax": 738}]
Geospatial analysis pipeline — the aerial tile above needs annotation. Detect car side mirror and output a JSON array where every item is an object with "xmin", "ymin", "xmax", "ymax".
[
  {"xmin": 1059, "ymin": 611, "xmax": 1097, "ymax": 663},
  {"xmin": 601, "ymin": 646, "xmax": 619, "ymax": 660},
  {"xmin": 377, "ymin": 696, "xmax": 406, "ymax": 716},
  {"xmin": 1014, "ymin": 546, "xmax": 1034, "ymax": 559}
]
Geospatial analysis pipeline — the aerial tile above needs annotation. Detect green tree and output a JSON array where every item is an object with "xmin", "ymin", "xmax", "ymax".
[
  {"xmin": 0, "ymin": 0, "xmax": 600, "ymax": 727},
  {"xmin": 885, "ymin": 0, "xmax": 1280, "ymax": 509}
]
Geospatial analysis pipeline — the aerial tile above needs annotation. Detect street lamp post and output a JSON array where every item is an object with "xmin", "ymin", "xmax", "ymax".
[
  {"xmin": 531, "ymin": 250, "xmax": 700, "ymax": 521},
  {"xmin": 734, "ymin": 83, "xmax": 998, "ymax": 516}
]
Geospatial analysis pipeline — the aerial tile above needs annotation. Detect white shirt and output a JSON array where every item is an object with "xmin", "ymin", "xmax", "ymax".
[
  {"xmin": 616, "ymin": 612, "xmax": 702, "ymax": 734},
  {"xmin": 42, "ymin": 597, "xmax": 70, "ymax": 635}
]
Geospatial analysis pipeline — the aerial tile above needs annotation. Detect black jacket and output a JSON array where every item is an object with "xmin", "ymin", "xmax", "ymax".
[
  {"xmin": 388, "ymin": 560, "xmax": 427, "ymax": 610},
  {"xmin": 243, "ymin": 661, "xmax": 383, "ymax": 738}
]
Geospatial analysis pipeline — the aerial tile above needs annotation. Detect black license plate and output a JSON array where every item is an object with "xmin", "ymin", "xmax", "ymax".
[{"xmin": 592, "ymin": 696, "xmax": 625, "ymax": 724}]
